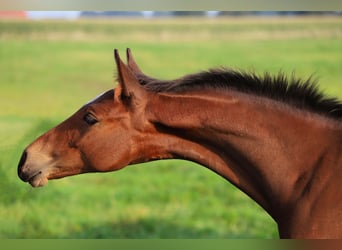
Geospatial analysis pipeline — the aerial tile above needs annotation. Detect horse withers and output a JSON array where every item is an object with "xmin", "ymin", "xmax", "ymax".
[{"xmin": 18, "ymin": 49, "xmax": 342, "ymax": 238}]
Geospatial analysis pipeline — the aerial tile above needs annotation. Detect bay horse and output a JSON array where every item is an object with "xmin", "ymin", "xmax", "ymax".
[{"xmin": 18, "ymin": 49, "xmax": 342, "ymax": 238}]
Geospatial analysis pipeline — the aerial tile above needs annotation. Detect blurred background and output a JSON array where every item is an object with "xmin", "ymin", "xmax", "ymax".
[{"xmin": 0, "ymin": 11, "xmax": 341, "ymax": 238}]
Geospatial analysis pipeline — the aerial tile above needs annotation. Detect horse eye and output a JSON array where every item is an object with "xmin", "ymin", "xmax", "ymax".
[{"xmin": 83, "ymin": 113, "xmax": 98, "ymax": 125}]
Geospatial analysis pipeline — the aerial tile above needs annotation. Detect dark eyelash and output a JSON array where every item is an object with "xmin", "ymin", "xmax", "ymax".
[{"xmin": 83, "ymin": 113, "xmax": 98, "ymax": 125}]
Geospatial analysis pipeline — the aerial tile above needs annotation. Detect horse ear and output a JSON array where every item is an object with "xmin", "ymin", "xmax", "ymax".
[
  {"xmin": 126, "ymin": 48, "xmax": 144, "ymax": 75},
  {"xmin": 126, "ymin": 48, "xmax": 159, "ymax": 85},
  {"xmin": 114, "ymin": 49, "xmax": 145, "ymax": 104}
]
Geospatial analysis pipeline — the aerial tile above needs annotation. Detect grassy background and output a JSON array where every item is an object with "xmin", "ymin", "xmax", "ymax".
[{"xmin": 0, "ymin": 16, "xmax": 341, "ymax": 238}]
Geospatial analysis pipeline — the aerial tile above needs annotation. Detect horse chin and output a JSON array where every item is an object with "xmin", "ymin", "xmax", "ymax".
[{"xmin": 28, "ymin": 173, "xmax": 49, "ymax": 188}]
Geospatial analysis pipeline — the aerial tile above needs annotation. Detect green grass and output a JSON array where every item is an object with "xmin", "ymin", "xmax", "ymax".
[{"xmin": 1, "ymin": 16, "xmax": 342, "ymax": 238}]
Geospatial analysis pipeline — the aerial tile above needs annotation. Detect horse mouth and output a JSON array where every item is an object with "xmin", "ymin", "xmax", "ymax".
[{"xmin": 27, "ymin": 171, "xmax": 49, "ymax": 188}]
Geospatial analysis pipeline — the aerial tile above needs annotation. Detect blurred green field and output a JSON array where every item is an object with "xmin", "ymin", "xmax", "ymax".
[{"xmin": 0, "ymin": 16, "xmax": 341, "ymax": 238}]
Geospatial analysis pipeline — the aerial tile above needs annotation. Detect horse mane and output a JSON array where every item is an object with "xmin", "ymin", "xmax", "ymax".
[{"xmin": 138, "ymin": 68, "xmax": 342, "ymax": 120}]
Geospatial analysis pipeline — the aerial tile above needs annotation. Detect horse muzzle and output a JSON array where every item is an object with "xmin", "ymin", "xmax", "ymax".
[{"xmin": 17, "ymin": 150, "xmax": 50, "ymax": 188}]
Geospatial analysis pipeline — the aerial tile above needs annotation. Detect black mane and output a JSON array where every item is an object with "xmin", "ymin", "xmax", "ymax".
[{"xmin": 139, "ymin": 68, "xmax": 342, "ymax": 120}]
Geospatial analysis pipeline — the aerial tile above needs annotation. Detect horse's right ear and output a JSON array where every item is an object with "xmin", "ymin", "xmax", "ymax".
[
  {"xmin": 126, "ymin": 48, "xmax": 159, "ymax": 85},
  {"xmin": 126, "ymin": 48, "xmax": 144, "ymax": 75},
  {"xmin": 114, "ymin": 49, "xmax": 146, "ymax": 106}
]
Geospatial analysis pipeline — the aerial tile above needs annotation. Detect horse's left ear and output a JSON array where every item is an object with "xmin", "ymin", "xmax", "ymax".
[{"xmin": 114, "ymin": 49, "xmax": 146, "ymax": 105}]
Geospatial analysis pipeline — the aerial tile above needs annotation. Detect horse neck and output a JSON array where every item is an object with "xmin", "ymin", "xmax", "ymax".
[{"xmin": 144, "ymin": 89, "xmax": 342, "ymax": 223}]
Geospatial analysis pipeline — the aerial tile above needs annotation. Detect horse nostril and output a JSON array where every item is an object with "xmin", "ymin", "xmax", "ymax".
[{"xmin": 18, "ymin": 150, "xmax": 28, "ymax": 179}]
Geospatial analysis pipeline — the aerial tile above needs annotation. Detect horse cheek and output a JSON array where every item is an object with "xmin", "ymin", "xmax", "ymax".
[
  {"xmin": 83, "ymin": 130, "xmax": 131, "ymax": 172},
  {"xmin": 106, "ymin": 132, "xmax": 132, "ymax": 171}
]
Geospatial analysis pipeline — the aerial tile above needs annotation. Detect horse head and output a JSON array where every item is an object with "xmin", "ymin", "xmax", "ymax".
[{"xmin": 18, "ymin": 49, "xmax": 155, "ymax": 187}]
